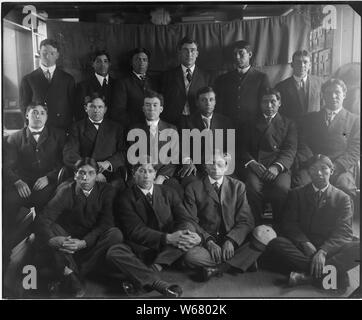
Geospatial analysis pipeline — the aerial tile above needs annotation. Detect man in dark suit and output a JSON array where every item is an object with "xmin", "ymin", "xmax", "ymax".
[
  {"xmin": 275, "ymin": 50, "xmax": 323, "ymax": 121},
  {"xmin": 215, "ymin": 40, "xmax": 269, "ymax": 132},
  {"xmin": 63, "ymin": 93, "xmax": 126, "ymax": 190},
  {"xmin": 128, "ymin": 90, "xmax": 182, "ymax": 195},
  {"xmin": 3, "ymin": 103, "xmax": 65, "ymax": 264},
  {"xmin": 241, "ymin": 88, "xmax": 297, "ymax": 225},
  {"xmin": 265, "ymin": 155, "xmax": 359, "ymax": 291},
  {"xmin": 183, "ymin": 151, "xmax": 255, "ymax": 281},
  {"xmin": 115, "ymin": 161, "xmax": 201, "ymax": 296},
  {"xmin": 75, "ymin": 50, "xmax": 115, "ymax": 121},
  {"xmin": 20, "ymin": 39, "xmax": 76, "ymax": 130},
  {"xmin": 179, "ymin": 86, "xmax": 234, "ymax": 185},
  {"xmin": 297, "ymin": 78, "xmax": 360, "ymax": 197},
  {"xmin": 112, "ymin": 48, "xmax": 159, "ymax": 128},
  {"xmin": 161, "ymin": 37, "xmax": 210, "ymax": 127}
]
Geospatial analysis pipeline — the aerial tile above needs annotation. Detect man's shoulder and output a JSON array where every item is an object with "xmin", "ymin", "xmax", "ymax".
[
  {"xmin": 225, "ymin": 176, "xmax": 246, "ymax": 190},
  {"xmin": 55, "ymin": 68, "xmax": 75, "ymax": 80},
  {"xmin": 275, "ymin": 76, "xmax": 294, "ymax": 88},
  {"xmin": 308, "ymin": 74, "xmax": 323, "ymax": 86},
  {"xmin": 159, "ymin": 119, "xmax": 177, "ymax": 131}
]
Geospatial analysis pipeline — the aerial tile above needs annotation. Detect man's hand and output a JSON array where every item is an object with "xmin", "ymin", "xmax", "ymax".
[
  {"xmin": 154, "ymin": 175, "xmax": 168, "ymax": 185},
  {"xmin": 177, "ymin": 230, "xmax": 201, "ymax": 251},
  {"xmin": 249, "ymin": 161, "xmax": 267, "ymax": 179},
  {"xmin": 97, "ymin": 161, "xmax": 111, "ymax": 173},
  {"xmin": 96, "ymin": 173, "xmax": 107, "ymax": 182},
  {"xmin": 310, "ymin": 249, "xmax": 326, "ymax": 279},
  {"xmin": 178, "ymin": 164, "xmax": 197, "ymax": 178},
  {"xmin": 222, "ymin": 240, "xmax": 235, "ymax": 261},
  {"xmin": 61, "ymin": 238, "xmax": 87, "ymax": 253},
  {"xmin": 300, "ymin": 241, "xmax": 317, "ymax": 257},
  {"xmin": 206, "ymin": 240, "xmax": 222, "ymax": 264},
  {"xmin": 33, "ymin": 176, "xmax": 49, "ymax": 191},
  {"xmin": 49, "ymin": 236, "xmax": 72, "ymax": 253},
  {"xmin": 166, "ymin": 230, "xmax": 188, "ymax": 248},
  {"xmin": 262, "ymin": 165, "xmax": 280, "ymax": 182},
  {"xmin": 14, "ymin": 180, "xmax": 32, "ymax": 198}
]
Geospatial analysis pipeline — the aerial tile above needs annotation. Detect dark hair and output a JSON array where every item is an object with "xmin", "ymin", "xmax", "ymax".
[
  {"xmin": 144, "ymin": 89, "xmax": 164, "ymax": 106},
  {"xmin": 132, "ymin": 155, "xmax": 157, "ymax": 175},
  {"xmin": 321, "ymin": 78, "xmax": 347, "ymax": 95},
  {"xmin": 292, "ymin": 50, "xmax": 311, "ymax": 62},
  {"xmin": 196, "ymin": 86, "xmax": 216, "ymax": 100},
  {"xmin": 232, "ymin": 40, "xmax": 252, "ymax": 53},
  {"xmin": 74, "ymin": 157, "xmax": 99, "ymax": 173},
  {"xmin": 261, "ymin": 88, "xmax": 281, "ymax": 101},
  {"xmin": 39, "ymin": 39, "xmax": 60, "ymax": 51},
  {"xmin": 84, "ymin": 92, "xmax": 106, "ymax": 106},
  {"xmin": 178, "ymin": 36, "xmax": 198, "ymax": 50},
  {"xmin": 306, "ymin": 154, "xmax": 334, "ymax": 170},
  {"xmin": 129, "ymin": 47, "xmax": 151, "ymax": 61},
  {"xmin": 92, "ymin": 49, "xmax": 111, "ymax": 62},
  {"xmin": 25, "ymin": 102, "xmax": 48, "ymax": 115}
]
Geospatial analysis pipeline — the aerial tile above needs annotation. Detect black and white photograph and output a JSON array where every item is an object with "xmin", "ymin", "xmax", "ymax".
[{"xmin": 1, "ymin": 1, "xmax": 360, "ymax": 301}]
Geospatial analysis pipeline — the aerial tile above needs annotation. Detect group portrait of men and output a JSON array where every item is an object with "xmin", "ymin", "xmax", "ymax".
[{"xmin": 2, "ymin": 34, "xmax": 360, "ymax": 298}]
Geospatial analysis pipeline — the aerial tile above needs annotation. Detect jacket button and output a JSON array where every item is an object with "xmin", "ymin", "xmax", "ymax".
[
  {"xmin": 35, "ymin": 149, "xmax": 39, "ymax": 152},
  {"xmin": 57, "ymin": 113, "xmax": 60, "ymax": 117}
]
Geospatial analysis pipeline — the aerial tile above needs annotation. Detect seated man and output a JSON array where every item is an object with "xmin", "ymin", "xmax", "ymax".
[
  {"xmin": 297, "ymin": 78, "xmax": 360, "ymax": 198},
  {"xmin": 265, "ymin": 154, "xmax": 360, "ymax": 291},
  {"xmin": 37, "ymin": 158, "xmax": 184, "ymax": 298},
  {"xmin": 183, "ymin": 151, "xmax": 255, "ymax": 281},
  {"xmin": 128, "ymin": 90, "xmax": 182, "ymax": 195},
  {"xmin": 115, "ymin": 160, "xmax": 200, "ymax": 295},
  {"xmin": 240, "ymin": 88, "xmax": 297, "ymax": 225},
  {"xmin": 3, "ymin": 103, "xmax": 65, "ymax": 262},
  {"xmin": 179, "ymin": 86, "xmax": 234, "ymax": 186},
  {"xmin": 63, "ymin": 92, "xmax": 127, "ymax": 190}
]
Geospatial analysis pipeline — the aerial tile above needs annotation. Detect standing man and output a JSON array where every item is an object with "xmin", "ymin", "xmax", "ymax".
[
  {"xmin": 75, "ymin": 50, "xmax": 115, "ymax": 120},
  {"xmin": 215, "ymin": 40, "xmax": 269, "ymax": 131},
  {"xmin": 112, "ymin": 48, "xmax": 159, "ymax": 128},
  {"xmin": 275, "ymin": 50, "xmax": 323, "ymax": 121},
  {"xmin": 20, "ymin": 39, "xmax": 76, "ymax": 130},
  {"xmin": 161, "ymin": 37, "xmax": 210, "ymax": 127}
]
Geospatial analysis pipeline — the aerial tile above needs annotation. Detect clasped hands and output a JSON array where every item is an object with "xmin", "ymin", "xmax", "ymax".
[
  {"xmin": 15, "ymin": 176, "xmax": 49, "ymax": 198},
  {"xmin": 48, "ymin": 236, "xmax": 87, "ymax": 254},
  {"xmin": 206, "ymin": 239, "xmax": 234, "ymax": 264},
  {"xmin": 166, "ymin": 230, "xmax": 201, "ymax": 252},
  {"xmin": 249, "ymin": 161, "xmax": 280, "ymax": 182}
]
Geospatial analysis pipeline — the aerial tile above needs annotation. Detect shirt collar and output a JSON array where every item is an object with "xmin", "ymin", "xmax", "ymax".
[
  {"xmin": 82, "ymin": 187, "xmax": 94, "ymax": 197},
  {"xmin": 132, "ymin": 71, "xmax": 146, "ymax": 80},
  {"xmin": 201, "ymin": 114, "xmax": 213, "ymax": 121},
  {"xmin": 28, "ymin": 126, "xmax": 45, "ymax": 133},
  {"xmin": 146, "ymin": 119, "xmax": 159, "ymax": 127},
  {"xmin": 138, "ymin": 184, "xmax": 154, "ymax": 196},
  {"xmin": 263, "ymin": 112, "xmax": 278, "ymax": 119},
  {"xmin": 237, "ymin": 65, "xmax": 251, "ymax": 74},
  {"xmin": 293, "ymin": 74, "xmax": 307, "ymax": 84},
  {"xmin": 95, "ymin": 73, "xmax": 109, "ymax": 86},
  {"xmin": 40, "ymin": 64, "xmax": 56, "ymax": 74},
  {"xmin": 208, "ymin": 175, "xmax": 224, "ymax": 186},
  {"xmin": 325, "ymin": 107, "xmax": 343, "ymax": 116},
  {"xmin": 181, "ymin": 64, "xmax": 196, "ymax": 74},
  {"xmin": 88, "ymin": 117, "xmax": 103, "ymax": 124},
  {"xmin": 312, "ymin": 183, "xmax": 329, "ymax": 193}
]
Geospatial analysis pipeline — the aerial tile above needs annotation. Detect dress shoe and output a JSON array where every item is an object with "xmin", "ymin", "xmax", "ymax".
[
  {"xmin": 62, "ymin": 273, "xmax": 85, "ymax": 298},
  {"xmin": 288, "ymin": 272, "xmax": 313, "ymax": 287},
  {"xmin": 201, "ymin": 267, "xmax": 222, "ymax": 282},
  {"xmin": 163, "ymin": 284, "xmax": 183, "ymax": 298},
  {"xmin": 120, "ymin": 280, "xmax": 137, "ymax": 296}
]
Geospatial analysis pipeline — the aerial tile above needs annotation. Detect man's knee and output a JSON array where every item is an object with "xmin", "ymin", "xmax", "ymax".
[
  {"xmin": 267, "ymin": 236, "xmax": 294, "ymax": 252},
  {"xmin": 106, "ymin": 242, "xmax": 134, "ymax": 262},
  {"xmin": 103, "ymin": 227, "xmax": 124, "ymax": 245},
  {"xmin": 183, "ymin": 246, "xmax": 214, "ymax": 268}
]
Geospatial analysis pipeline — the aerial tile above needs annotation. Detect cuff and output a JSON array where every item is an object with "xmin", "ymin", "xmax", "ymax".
[
  {"xmin": 224, "ymin": 236, "xmax": 238, "ymax": 249},
  {"xmin": 273, "ymin": 162, "xmax": 284, "ymax": 173},
  {"xmin": 182, "ymin": 157, "xmax": 193, "ymax": 165},
  {"xmin": 245, "ymin": 159, "xmax": 256, "ymax": 168},
  {"xmin": 106, "ymin": 161, "xmax": 113, "ymax": 172}
]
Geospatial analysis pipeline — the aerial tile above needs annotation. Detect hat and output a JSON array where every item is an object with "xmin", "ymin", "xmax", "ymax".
[{"xmin": 234, "ymin": 225, "xmax": 277, "ymax": 272}]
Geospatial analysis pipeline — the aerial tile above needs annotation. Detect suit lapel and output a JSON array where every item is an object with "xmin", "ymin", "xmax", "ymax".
[
  {"xmin": 83, "ymin": 118, "xmax": 98, "ymax": 143},
  {"xmin": 176, "ymin": 66, "xmax": 187, "ymax": 96},
  {"xmin": 204, "ymin": 176, "xmax": 220, "ymax": 203},
  {"xmin": 25, "ymin": 127, "xmax": 37, "ymax": 146},
  {"xmin": 36, "ymin": 126, "xmax": 49, "ymax": 147},
  {"xmin": 92, "ymin": 119, "xmax": 107, "ymax": 157},
  {"xmin": 152, "ymin": 185, "xmax": 167, "ymax": 228},
  {"xmin": 328, "ymin": 108, "xmax": 346, "ymax": 131},
  {"xmin": 91, "ymin": 74, "xmax": 103, "ymax": 91}
]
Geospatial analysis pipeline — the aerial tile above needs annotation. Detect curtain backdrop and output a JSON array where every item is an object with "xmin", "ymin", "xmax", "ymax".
[{"xmin": 47, "ymin": 13, "xmax": 310, "ymax": 85}]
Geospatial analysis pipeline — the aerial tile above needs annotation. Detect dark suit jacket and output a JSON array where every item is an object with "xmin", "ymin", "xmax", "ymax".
[
  {"xmin": 281, "ymin": 183, "xmax": 354, "ymax": 255},
  {"xmin": 184, "ymin": 176, "xmax": 254, "ymax": 247},
  {"xmin": 75, "ymin": 73, "xmax": 115, "ymax": 121},
  {"xmin": 5, "ymin": 126, "xmax": 66, "ymax": 185},
  {"xmin": 63, "ymin": 118, "xmax": 126, "ymax": 171},
  {"xmin": 116, "ymin": 184, "xmax": 196, "ymax": 252},
  {"xmin": 275, "ymin": 75, "xmax": 323, "ymax": 120},
  {"xmin": 241, "ymin": 113, "xmax": 298, "ymax": 171},
  {"xmin": 161, "ymin": 65, "xmax": 210, "ymax": 125},
  {"xmin": 300, "ymin": 108, "xmax": 360, "ymax": 172},
  {"xmin": 20, "ymin": 67, "xmax": 76, "ymax": 129},
  {"xmin": 111, "ymin": 72, "xmax": 159, "ymax": 127},
  {"xmin": 128, "ymin": 119, "xmax": 179, "ymax": 177},
  {"xmin": 215, "ymin": 67, "xmax": 269, "ymax": 128},
  {"xmin": 38, "ymin": 181, "xmax": 115, "ymax": 248}
]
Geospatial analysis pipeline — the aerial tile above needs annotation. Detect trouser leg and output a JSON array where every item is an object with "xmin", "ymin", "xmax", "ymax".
[
  {"xmin": 183, "ymin": 246, "xmax": 216, "ymax": 269},
  {"xmin": 326, "ymin": 241, "xmax": 360, "ymax": 273},
  {"xmin": 245, "ymin": 171, "xmax": 264, "ymax": 225}
]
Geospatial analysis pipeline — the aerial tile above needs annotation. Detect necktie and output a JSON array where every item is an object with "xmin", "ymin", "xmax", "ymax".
[
  {"xmin": 326, "ymin": 112, "xmax": 334, "ymax": 126},
  {"xmin": 186, "ymin": 68, "xmax": 192, "ymax": 83},
  {"xmin": 45, "ymin": 70, "xmax": 51, "ymax": 82},
  {"xmin": 203, "ymin": 117, "xmax": 210, "ymax": 129},
  {"xmin": 102, "ymin": 78, "xmax": 107, "ymax": 88},
  {"xmin": 213, "ymin": 182, "xmax": 220, "ymax": 197},
  {"xmin": 140, "ymin": 74, "xmax": 146, "ymax": 81},
  {"xmin": 146, "ymin": 192, "xmax": 153, "ymax": 206},
  {"xmin": 316, "ymin": 190, "xmax": 323, "ymax": 205},
  {"xmin": 92, "ymin": 122, "xmax": 101, "ymax": 130},
  {"xmin": 266, "ymin": 116, "xmax": 273, "ymax": 124},
  {"xmin": 149, "ymin": 124, "xmax": 157, "ymax": 136}
]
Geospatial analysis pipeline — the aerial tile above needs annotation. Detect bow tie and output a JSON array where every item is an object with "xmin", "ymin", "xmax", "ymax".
[
  {"xmin": 91, "ymin": 122, "xmax": 102, "ymax": 126},
  {"xmin": 31, "ymin": 131, "xmax": 42, "ymax": 136}
]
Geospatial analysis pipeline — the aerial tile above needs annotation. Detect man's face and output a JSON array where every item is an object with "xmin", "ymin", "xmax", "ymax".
[
  {"xmin": 179, "ymin": 42, "xmax": 199, "ymax": 68},
  {"xmin": 143, "ymin": 97, "xmax": 163, "ymax": 121},
  {"xmin": 197, "ymin": 91, "xmax": 216, "ymax": 117},
  {"xmin": 26, "ymin": 105, "xmax": 48, "ymax": 129},
  {"xmin": 323, "ymin": 84, "xmax": 346, "ymax": 111},
  {"xmin": 291, "ymin": 55, "xmax": 311, "ymax": 78},
  {"xmin": 40, "ymin": 44, "xmax": 59, "ymax": 67},
  {"xmin": 206, "ymin": 155, "xmax": 228, "ymax": 180},
  {"xmin": 308, "ymin": 161, "xmax": 333, "ymax": 189},
  {"xmin": 261, "ymin": 94, "xmax": 281, "ymax": 117},
  {"xmin": 134, "ymin": 164, "xmax": 156, "ymax": 190},
  {"xmin": 132, "ymin": 52, "xmax": 148, "ymax": 75},
  {"xmin": 75, "ymin": 164, "xmax": 97, "ymax": 191},
  {"xmin": 93, "ymin": 54, "xmax": 110, "ymax": 77},
  {"xmin": 233, "ymin": 48, "xmax": 252, "ymax": 69},
  {"xmin": 85, "ymin": 98, "xmax": 107, "ymax": 122}
]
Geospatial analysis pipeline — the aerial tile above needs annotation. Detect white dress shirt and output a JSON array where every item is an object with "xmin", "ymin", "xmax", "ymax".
[
  {"xmin": 28, "ymin": 126, "xmax": 45, "ymax": 142},
  {"xmin": 95, "ymin": 73, "xmax": 109, "ymax": 86},
  {"xmin": 40, "ymin": 64, "xmax": 56, "ymax": 80}
]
